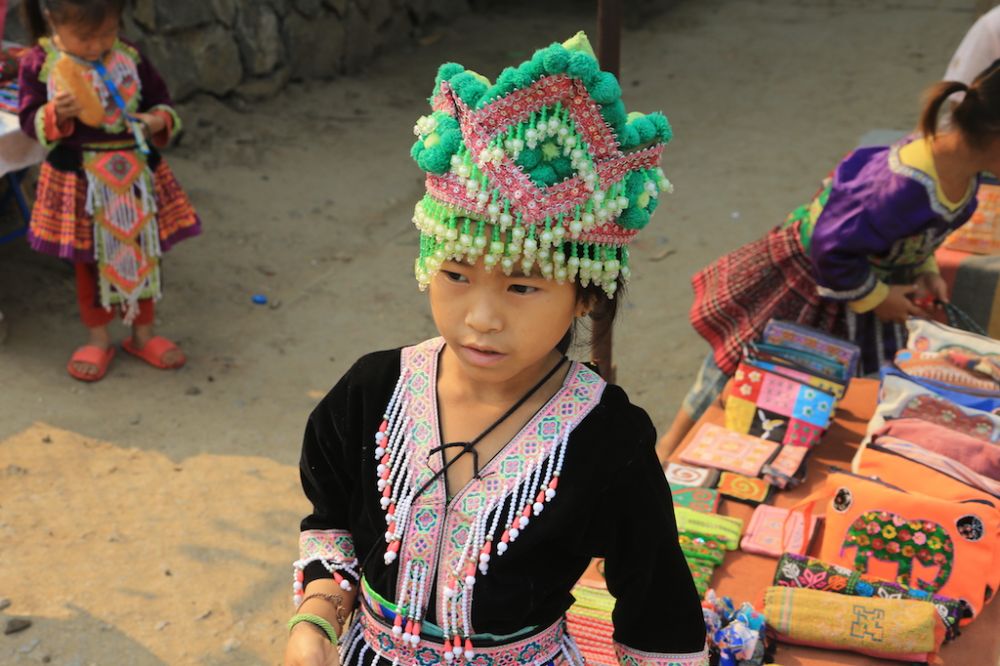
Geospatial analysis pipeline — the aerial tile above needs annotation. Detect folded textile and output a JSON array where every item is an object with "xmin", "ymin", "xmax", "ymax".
[
  {"xmin": 762, "ymin": 586, "xmax": 946, "ymax": 661},
  {"xmin": 771, "ymin": 553, "xmax": 968, "ymax": 641},
  {"xmin": 871, "ymin": 434, "xmax": 1000, "ymax": 498},
  {"xmin": 896, "ymin": 349, "xmax": 1000, "ymax": 391},
  {"xmin": 876, "ymin": 418, "xmax": 1000, "ymax": 481}
]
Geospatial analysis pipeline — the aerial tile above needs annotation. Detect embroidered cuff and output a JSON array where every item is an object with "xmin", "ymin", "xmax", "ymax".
[
  {"xmin": 293, "ymin": 529, "xmax": 359, "ymax": 605},
  {"xmin": 915, "ymin": 255, "xmax": 940, "ymax": 276},
  {"xmin": 614, "ymin": 642, "xmax": 709, "ymax": 666},
  {"xmin": 35, "ymin": 102, "xmax": 75, "ymax": 148},
  {"xmin": 848, "ymin": 280, "xmax": 889, "ymax": 314},
  {"xmin": 147, "ymin": 104, "xmax": 182, "ymax": 147}
]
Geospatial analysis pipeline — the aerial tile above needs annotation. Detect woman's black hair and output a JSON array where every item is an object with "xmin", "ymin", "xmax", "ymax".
[
  {"xmin": 22, "ymin": 0, "xmax": 125, "ymax": 42},
  {"xmin": 923, "ymin": 58, "xmax": 1000, "ymax": 147}
]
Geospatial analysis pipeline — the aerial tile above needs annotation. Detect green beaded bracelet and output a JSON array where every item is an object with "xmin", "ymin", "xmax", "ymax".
[{"xmin": 288, "ymin": 613, "xmax": 339, "ymax": 644}]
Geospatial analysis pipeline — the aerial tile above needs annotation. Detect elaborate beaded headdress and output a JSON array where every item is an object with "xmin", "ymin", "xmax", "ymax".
[{"xmin": 411, "ymin": 31, "xmax": 673, "ymax": 297}]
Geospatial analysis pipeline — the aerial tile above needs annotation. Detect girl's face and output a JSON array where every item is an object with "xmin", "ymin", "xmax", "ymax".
[
  {"xmin": 50, "ymin": 12, "xmax": 119, "ymax": 62},
  {"xmin": 429, "ymin": 254, "xmax": 583, "ymax": 385}
]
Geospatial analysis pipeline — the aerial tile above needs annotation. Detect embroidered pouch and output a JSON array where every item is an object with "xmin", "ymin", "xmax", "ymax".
[
  {"xmin": 664, "ymin": 462, "xmax": 719, "ymax": 490},
  {"xmin": 864, "ymin": 371, "xmax": 1000, "ymax": 445},
  {"xmin": 717, "ymin": 471, "xmax": 771, "ymax": 505},
  {"xmin": 762, "ymin": 586, "xmax": 946, "ymax": 661},
  {"xmin": 674, "ymin": 506, "xmax": 744, "ymax": 550},
  {"xmin": 671, "ymin": 487, "xmax": 720, "ymax": 514},
  {"xmin": 771, "ymin": 553, "xmax": 968, "ymax": 640},
  {"xmin": 679, "ymin": 422, "xmax": 780, "ymax": 476},
  {"xmin": 762, "ymin": 319, "xmax": 861, "ymax": 381},
  {"xmin": 726, "ymin": 361, "xmax": 836, "ymax": 448},
  {"xmin": 795, "ymin": 471, "xmax": 1000, "ymax": 620},
  {"xmin": 881, "ymin": 364, "xmax": 1000, "ymax": 414},
  {"xmin": 746, "ymin": 346, "xmax": 848, "ymax": 401},
  {"xmin": 907, "ymin": 317, "xmax": 1000, "ymax": 357},
  {"xmin": 762, "ymin": 444, "xmax": 810, "ymax": 489},
  {"xmin": 679, "ymin": 533, "xmax": 726, "ymax": 567},
  {"xmin": 895, "ymin": 349, "xmax": 1000, "ymax": 392},
  {"xmin": 740, "ymin": 505, "xmax": 817, "ymax": 557}
]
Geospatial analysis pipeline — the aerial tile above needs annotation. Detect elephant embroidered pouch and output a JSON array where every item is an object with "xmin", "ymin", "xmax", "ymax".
[
  {"xmin": 810, "ymin": 471, "xmax": 999, "ymax": 621},
  {"xmin": 772, "ymin": 553, "xmax": 969, "ymax": 641},
  {"xmin": 762, "ymin": 586, "xmax": 946, "ymax": 661},
  {"xmin": 725, "ymin": 360, "xmax": 836, "ymax": 448},
  {"xmin": 679, "ymin": 422, "xmax": 779, "ymax": 476}
]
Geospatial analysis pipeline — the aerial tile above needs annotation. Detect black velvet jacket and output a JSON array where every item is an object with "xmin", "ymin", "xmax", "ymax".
[{"xmin": 297, "ymin": 341, "xmax": 707, "ymax": 665}]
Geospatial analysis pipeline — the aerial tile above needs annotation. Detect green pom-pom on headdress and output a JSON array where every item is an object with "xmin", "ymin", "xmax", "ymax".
[
  {"xmin": 567, "ymin": 51, "xmax": 600, "ymax": 86},
  {"xmin": 589, "ymin": 71, "xmax": 622, "ymax": 105},
  {"xmin": 411, "ymin": 111, "xmax": 462, "ymax": 175},
  {"xmin": 431, "ymin": 62, "xmax": 464, "ymax": 100},
  {"xmin": 449, "ymin": 71, "xmax": 488, "ymax": 107},
  {"xmin": 542, "ymin": 44, "xmax": 570, "ymax": 75}
]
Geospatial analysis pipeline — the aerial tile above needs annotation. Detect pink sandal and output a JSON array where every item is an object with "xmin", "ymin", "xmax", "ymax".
[
  {"xmin": 67, "ymin": 345, "xmax": 116, "ymax": 382},
  {"xmin": 122, "ymin": 336, "xmax": 186, "ymax": 370}
]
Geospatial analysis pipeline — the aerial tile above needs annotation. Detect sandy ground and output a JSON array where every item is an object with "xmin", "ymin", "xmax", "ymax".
[{"xmin": 0, "ymin": 0, "xmax": 986, "ymax": 663}]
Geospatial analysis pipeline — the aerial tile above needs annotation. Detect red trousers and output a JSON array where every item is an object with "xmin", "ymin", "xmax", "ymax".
[{"xmin": 75, "ymin": 263, "xmax": 154, "ymax": 328}]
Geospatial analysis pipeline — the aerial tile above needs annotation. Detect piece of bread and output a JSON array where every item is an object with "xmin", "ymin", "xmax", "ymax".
[{"xmin": 53, "ymin": 56, "xmax": 105, "ymax": 127}]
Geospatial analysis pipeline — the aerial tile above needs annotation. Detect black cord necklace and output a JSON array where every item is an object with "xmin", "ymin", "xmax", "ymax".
[{"xmin": 417, "ymin": 353, "xmax": 569, "ymax": 499}]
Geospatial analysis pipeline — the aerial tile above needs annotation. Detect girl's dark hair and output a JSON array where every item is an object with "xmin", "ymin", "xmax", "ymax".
[
  {"xmin": 22, "ymin": 0, "xmax": 125, "ymax": 42},
  {"xmin": 922, "ymin": 58, "xmax": 1000, "ymax": 146},
  {"xmin": 556, "ymin": 277, "xmax": 624, "ymax": 358}
]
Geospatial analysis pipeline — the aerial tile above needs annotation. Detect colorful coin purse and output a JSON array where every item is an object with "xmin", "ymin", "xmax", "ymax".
[
  {"xmin": 725, "ymin": 360, "xmax": 836, "ymax": 448},
  {"xmin": 680, "ymin": 422, "xmax": 779, "ymax": 476},
  {"xmin": 762, "ymin": 319, "xmax": 861, "ymax": 382}
]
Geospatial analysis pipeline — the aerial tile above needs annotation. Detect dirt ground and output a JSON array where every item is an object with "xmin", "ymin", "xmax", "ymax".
[{"xmin": 0, "ymin": 0, "xmax": 986, "ymax": 663}]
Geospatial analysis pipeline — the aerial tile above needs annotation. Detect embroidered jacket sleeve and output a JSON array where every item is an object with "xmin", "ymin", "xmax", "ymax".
[
  {"xmin": 809, "ymin": 148, "xmax": 941, "ymax": 314},
  {"xmin": 599, "ymin": 396, "xmax": 708, "ymax": 666},
  {"xmin": 296, "ymin": 362, "xmax": 365, "ymax": 602},
  {"xmin": 133, "ymin": 44, "xmax": 182, "ymax": 148},
  {"xmin": 18, "ymin": 45, "xmax": 74, "ymax": 149}
]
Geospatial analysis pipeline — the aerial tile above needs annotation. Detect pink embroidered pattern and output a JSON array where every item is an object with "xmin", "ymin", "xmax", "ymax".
[
  {"xmin": 614, "ymin": 641, "xmax": 710, "ymax": 666},
  {"xmin": 299, "ymin": 529, "xmax": 356, "ymax": 562}
]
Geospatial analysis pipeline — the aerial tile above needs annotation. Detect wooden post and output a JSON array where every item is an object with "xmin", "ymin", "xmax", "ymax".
[{"xmin": 593, "ymin": 0, "xmax": 622, "ymax": 381}]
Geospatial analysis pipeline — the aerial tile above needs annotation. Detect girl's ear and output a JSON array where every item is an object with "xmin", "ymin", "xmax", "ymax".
[{"xmin": 575, "ymin": 294, "xmax": 596, "ymax": 318}]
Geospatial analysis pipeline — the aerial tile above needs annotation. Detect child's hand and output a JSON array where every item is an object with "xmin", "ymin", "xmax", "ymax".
[
  {"xmin": 916, "ymin": 272, "xmax": 950, "ymax": 305},
  {"xmin": 283, "ymin": 622, "xmax": 340, "ymax": 666},
  {"xmin": 873, "ymin": 284, "xmax": 928, "ymax": 323},
  {"xmin": 132, "ymin": 112, "xmax": 166, "ymax": 138},
  {"xmin": 53, "ymin": 90, "xmax": 82, "ymax": 124}
]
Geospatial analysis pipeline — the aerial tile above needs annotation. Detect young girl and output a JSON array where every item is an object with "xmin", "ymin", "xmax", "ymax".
[
  {"xmin": 657, "ymin": 61, "xmax": 1000, "ymax": 459},
  {"xmin": 18, "ymin": 0, "xmax": 199, "ymax": 381},
  {"xmin": 285, "ymin": 33, "xmax": 708, "ymax": 666}
]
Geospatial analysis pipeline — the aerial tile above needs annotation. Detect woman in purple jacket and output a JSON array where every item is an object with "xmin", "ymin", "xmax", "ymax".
[{"xmin": 658, "ymin": 61, "xmax": 1000, "ymax": 459}]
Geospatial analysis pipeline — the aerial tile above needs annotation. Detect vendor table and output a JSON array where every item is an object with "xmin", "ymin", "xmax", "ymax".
[
  {"xmin": 0, "ymin": 109, "xmax": 42, "ymax": 242},
  {"xmin": 676, "ymin": 379, "xmax": 999, "ymax": 665},
  {"xmin": 576, "ymin": 379, "xmax": 999, "ymax": 665}
]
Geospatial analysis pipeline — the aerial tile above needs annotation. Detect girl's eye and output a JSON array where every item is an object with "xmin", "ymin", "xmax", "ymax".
[
  {"xmin": 509, "ymin": 284, "xmax": 538, "ymax": 295},
  {"xmin": 443, "ymin": 271, "xmax": 468, "ymax": 283}
]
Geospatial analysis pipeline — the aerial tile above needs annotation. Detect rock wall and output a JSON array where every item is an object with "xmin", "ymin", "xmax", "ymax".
[{"xmin": 4, "ymin": 0, "xmax": 488, "ymax": 101}]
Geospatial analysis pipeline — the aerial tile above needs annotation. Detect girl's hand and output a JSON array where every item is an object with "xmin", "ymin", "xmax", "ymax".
[
  {"xmin": 283, "ymin": 622, "xmax": 340, "ymax": 666},
  {"xmin": 917, "ymin": 272, "xmax": 950, "ymax": 305},
  {"xmin": 53, "ymin": 90, "xmax": 82, "ymax": 124},
  {"xmin": 873, "ymin": 284, "xmax": 928, "ymax": 323},
  {"xmin": 132, "ymin": 112, "xmax": 166, "ymax": 138}
]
